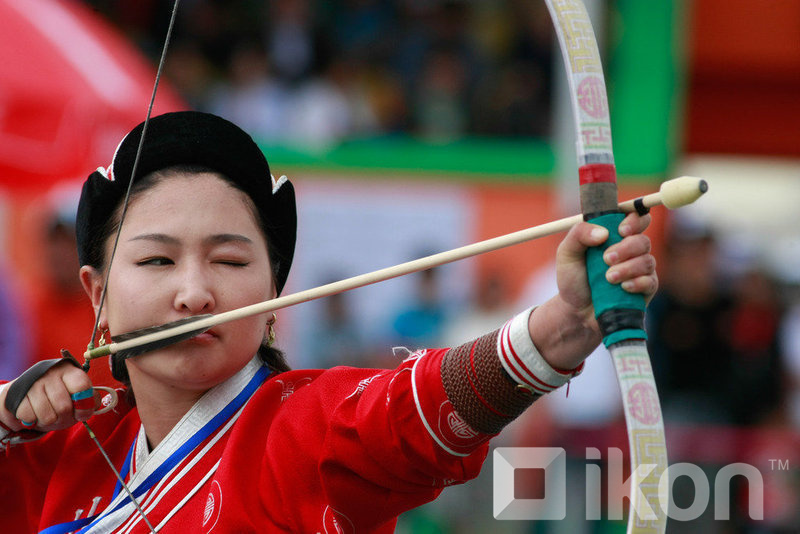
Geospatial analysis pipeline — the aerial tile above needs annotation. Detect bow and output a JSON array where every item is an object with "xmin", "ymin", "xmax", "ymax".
[{"xmin": 545, "ymin": 0, "xmax": 668, "ymax": 531}]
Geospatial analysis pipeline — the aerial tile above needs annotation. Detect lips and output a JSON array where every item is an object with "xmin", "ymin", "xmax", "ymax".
[{"xmin": 185, "ymin": 329, "xmax": 219, "ymax": 345}]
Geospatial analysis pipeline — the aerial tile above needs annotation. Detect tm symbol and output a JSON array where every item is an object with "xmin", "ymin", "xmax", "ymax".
[{"xmin": 769, "ymin": 459, "xmax": 790, "ymax": 471}]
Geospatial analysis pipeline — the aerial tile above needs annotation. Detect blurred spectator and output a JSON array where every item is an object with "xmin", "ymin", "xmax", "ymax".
[
  {"xmin": 0, "ymin": 262, "xmax": 29, "ymax": 379},
  {"xmin": 306, "ymin": 285, "xmax": 370, "ymax": 369},
  {"xmin": 177, "ymin": 0, "xmax": 263, "ymax": 71},
  {"xmin": 359, "ymin": 66, "xmax": 409, "ymax": 132},
  {"xmin": 289, "ymin": 58, "xmax": 372, "ymax": 147},
  {"xmin": 649, "ymin": 222, "xmax": 786, "ymax": 428},
  {"xmin": 164, "ymin": 40, "xmax": 216, "ymax": 110},
  {"xmin": 328, "ymin": 0, "xmax": 395, "ymax": 63},
  {"xmin": 442, "ymin": 271, "xmax": 515, "ymax": 347},
  {"xmin": 27, "ymin": 200, "xmax": 117, "ymax": 387},
  {"xmin": 472, "ymin": 1, "xmax": 553, "ymax": 137},
  {"xmin": 726, "ymin": 268, "xmax": 786, "ymax": 425},
  {"xmin": 206, "ymin": 40, "xmax": 291, "ymax": 142},
  {"xmin": 412, "ymin": 46, "xmax": 470, "ymax": 140},
  {"xmin": 781, "ymin": 289, "xmax": 800, "ymax": 428},
  {"xmin": 472, "ymin": 60, "xmax": 550, "ymax": 138},
  {"xmin": 396, "ymin": 2, "xmax": 484, "ymax": 138},
  {"xmin": 387, "ymin": 266, "xmax": 448, "ymax": 350},
  {"xmin": 264, "ymin": 0, "xmax": 322, "ymax": 84},
  {"xmin": 646, "ymin": 225, "xmax": 736, "ymax": 424}
]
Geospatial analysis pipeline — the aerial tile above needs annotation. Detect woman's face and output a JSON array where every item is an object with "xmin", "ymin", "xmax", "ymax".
[{"xmin": 82, "ymin": 172, "xmax": 276, "ymax": 394}]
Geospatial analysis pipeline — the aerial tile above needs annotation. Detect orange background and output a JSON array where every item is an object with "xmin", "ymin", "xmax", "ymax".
[{"xmin": 686, "ymin": 0, "xmax": 800, "ymax": 156}]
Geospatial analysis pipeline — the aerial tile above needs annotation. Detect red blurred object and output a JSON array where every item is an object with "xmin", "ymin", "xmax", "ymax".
[
  {"xmin": 0, "ymin": 0, "xmax": 185, "ymax": 194},
  {"xmin": 685, "ymin": 0, "xmax": 800, "ymax": 157}
]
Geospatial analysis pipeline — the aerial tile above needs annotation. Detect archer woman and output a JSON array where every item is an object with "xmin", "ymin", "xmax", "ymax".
[{"xmin": 0, "ymin": 111, "xmax": 657, "ymax": 533}]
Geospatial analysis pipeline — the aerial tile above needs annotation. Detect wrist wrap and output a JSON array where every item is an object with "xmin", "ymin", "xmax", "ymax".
[
  {"xmin": 440, "ymin": 308, "xmax": 586, "ymax": 434},
  {"xmin": 441, "ymin": 329, "xmax": 539, "ymax": 434}
]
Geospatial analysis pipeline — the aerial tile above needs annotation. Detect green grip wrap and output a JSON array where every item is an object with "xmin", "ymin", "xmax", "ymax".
[{"xmin": 585, "ymin": 213, "xmax": 647, "ymax": 347}]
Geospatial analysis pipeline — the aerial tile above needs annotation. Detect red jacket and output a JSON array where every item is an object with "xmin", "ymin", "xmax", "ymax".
[{"xmin": 0, "ymin": 349, "xmax": 491, "ymax": 533}]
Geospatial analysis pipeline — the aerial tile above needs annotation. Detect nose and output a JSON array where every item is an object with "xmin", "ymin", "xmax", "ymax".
[{"xmin": 173, "ymin": 263, "xmax": 216, "ymax": 314}]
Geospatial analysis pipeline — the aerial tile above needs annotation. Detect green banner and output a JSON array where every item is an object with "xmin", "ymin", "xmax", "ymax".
[{"xmin": 608, "ymin": 0, "xmax": 683, "ymax": 177}]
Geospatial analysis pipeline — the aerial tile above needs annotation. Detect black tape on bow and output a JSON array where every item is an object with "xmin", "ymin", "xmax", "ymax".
[{"xmin": 633, "ymin": 198, "xmax": 650, "ymax": 216}]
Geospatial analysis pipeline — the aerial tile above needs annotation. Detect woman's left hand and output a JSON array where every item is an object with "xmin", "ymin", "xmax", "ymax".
[
  {"xmin": 528, "ymin": 212, "xmax": 658, "ymax": 371},
  {"xmin": 556, "ymin": 211, "xmax": 658, "ymax": 319}
]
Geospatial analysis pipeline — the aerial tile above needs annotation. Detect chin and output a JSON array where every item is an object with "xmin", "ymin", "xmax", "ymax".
[
  {"xmin": 128, "ymin": 338, "xmax": 258, "ymax": 391},
  {"xmin": 132, "ymin": 349, "xmax": 217, "ymax": 384}
]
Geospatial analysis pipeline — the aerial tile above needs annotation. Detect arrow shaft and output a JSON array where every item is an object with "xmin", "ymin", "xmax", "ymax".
[{"xmin": 86, "ymin": 178, "xmax": 705, "ymax": 362}]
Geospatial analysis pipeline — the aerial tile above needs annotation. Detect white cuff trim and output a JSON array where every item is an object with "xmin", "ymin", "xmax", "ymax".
[{"xmin": 497, "ymin": 307, "xmax": 583, "ymax": 395}]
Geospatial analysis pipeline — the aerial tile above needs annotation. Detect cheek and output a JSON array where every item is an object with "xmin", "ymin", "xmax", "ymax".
[
  {"xmin": 225, "ymin": 315, "xmax": 269, "ymax": 358},
  {"xmin": 225, "ymin": 271, "xmax": 275, "ymax": 306},
  {"xmin": 104, "ymin": 272, "xmax": 167, "ymax": 331}
]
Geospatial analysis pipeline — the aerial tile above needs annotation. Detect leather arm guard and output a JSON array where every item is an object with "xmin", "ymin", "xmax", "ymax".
[
  {"xmin": 441, "ymin": 308, "xmax": 583, "ymax": 435},
  {"xmin": 0, "ymin": 352, "xmax": 82, "ymax": 448},
  {"xmin": 4, "ymin": 352, "xmax": 82, "ymax": 417}
]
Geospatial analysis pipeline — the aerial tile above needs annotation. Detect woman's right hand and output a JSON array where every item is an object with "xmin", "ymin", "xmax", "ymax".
[{"xmin": 0, "ymin": 360, "xmax": 97, "ymax": 433}]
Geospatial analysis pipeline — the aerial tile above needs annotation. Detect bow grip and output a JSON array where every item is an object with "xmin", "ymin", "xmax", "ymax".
[{"xmin": 585, "ymin": 213, "xmax": 647, "ymax": 347}]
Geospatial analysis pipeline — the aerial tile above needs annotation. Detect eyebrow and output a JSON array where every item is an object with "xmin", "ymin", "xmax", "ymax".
[{"xmin": 129, "ymin": 233, "xmax": 254, "ymax": 246}]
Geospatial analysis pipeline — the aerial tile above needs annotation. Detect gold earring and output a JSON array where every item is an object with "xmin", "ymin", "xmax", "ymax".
[
  {"xmin": 266, "ymin": 313, "xmax": 277, "ymax": 347},
  {"xmin": 98, "ymin": 328, "xmax": 110, "ymax": 347}
]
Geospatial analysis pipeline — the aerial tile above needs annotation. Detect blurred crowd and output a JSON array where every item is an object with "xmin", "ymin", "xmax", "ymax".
[
  {"xmin": 2, "ymin": 0, "xmax": 799, "ymax": 532},
  {"xmin": 85, "ymin": 0, "xmax": 554, "ymax": 145}
]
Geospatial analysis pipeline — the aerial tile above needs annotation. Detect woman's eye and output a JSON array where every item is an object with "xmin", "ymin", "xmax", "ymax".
[
  {"xmin": 216, "ymin": 260, "xmax": 249, "ymax": 267},
  {"xmin": 137, "ymin": 257, "xmax": 173, "ymax": 266}
]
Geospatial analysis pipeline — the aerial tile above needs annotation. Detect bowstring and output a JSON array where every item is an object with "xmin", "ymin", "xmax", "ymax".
[
  {"xmin": 87, "ymin": 0, "xmax": 182, "ymax": 353},
  {"xmin": 82, "ymin": 422, "xmax": 157, "ymax": 533},
  {"xmin": 82, "ymin": 1, "xmax": 182, "ymax": 532}
]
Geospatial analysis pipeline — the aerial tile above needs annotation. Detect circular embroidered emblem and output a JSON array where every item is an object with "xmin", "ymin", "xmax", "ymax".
[
  {"xmin": 323, "ymin": 506, "xmax": 354, "ymax": 534},
  {"xmin": 203, "ymin": 480, "xmax": 222, "ymax": 532},
  {"xmin": 627, "ymin": 382, "xmax": 661, "ymax": 425},
  {"xmin": 577, "ymin": 76, "xmax": 608, "ymax": 119},
  {"xmin": 436, "ymin": 401, "xmax": 485, "ymax": 453},
  {"xmin": 446, "ymin": 411, "xmax": 478, "ymax": 440}
]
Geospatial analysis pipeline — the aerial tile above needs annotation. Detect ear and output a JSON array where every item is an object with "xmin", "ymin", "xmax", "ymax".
[{"xmin": 80, "ymin": 265, "xmax": 108, "ymax": 330}]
